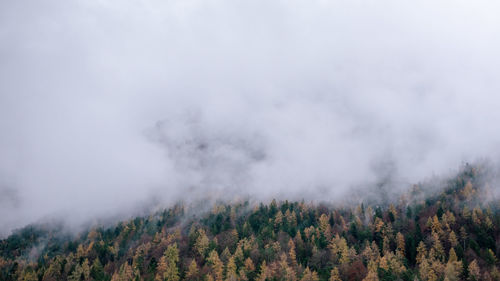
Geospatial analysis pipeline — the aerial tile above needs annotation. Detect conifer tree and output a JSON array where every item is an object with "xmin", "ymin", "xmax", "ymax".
[
  {"xmin": 329, "ymin": 267, "xmax": 341, "ymax": 281},
  {"xmin": 186, "ymin": 260, "xmax": 199, "ymax": 281}
]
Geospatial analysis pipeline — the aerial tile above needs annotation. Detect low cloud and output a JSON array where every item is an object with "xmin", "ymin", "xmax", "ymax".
[{"xmin": 1, "ymin": 0, "xmax": 500, "ymax": 235}]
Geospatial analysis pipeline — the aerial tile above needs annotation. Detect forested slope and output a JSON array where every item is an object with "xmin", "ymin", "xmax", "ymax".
[{"xmin": 1, "ymin": 165, "xmax": 499, "ymax": 281}]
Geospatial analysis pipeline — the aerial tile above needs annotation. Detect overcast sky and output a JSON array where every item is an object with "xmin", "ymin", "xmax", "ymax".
[{"xmin": 1, "ymin": 0, "xmax": 500, "ymax": 235}]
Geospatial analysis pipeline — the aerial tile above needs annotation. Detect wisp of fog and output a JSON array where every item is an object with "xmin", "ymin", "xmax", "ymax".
[{"xmin": 1, "ymin": 0, "xmax": 500, "ymax": 236}]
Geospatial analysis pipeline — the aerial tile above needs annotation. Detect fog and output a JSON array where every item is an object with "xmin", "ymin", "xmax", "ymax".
[{"xmin": 1, "ymin": 0, "xmax": 500, "ymax": 236}]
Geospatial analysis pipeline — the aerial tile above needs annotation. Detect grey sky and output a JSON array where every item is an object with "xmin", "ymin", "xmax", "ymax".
[{"xmin": 1, "ymin": 0, "xmax": 500, "ymax": 235}]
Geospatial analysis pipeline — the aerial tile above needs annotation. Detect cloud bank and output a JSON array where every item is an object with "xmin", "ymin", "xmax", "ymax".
[{"xmin": 1, "ymin": 0, "xmax": 500, "ymax": 235}]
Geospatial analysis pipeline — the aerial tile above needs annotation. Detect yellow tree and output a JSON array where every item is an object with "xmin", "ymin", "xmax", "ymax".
[
  {"xmin": 419, "ymin": 257, "xmax": 435, "ymax": 281},
  {"xmin": 42, "ymin": 256, "xmax": 63, "ymax": 281},
  {"xmin": 468, "ymin": 260, "xmax": 480, "ymax": 281},
  {"xmin": 195, "ymin": 230, "xmax": 210, "ymax": 258},
  {"xmin": 444, "ymin": 249, "xmax": 461, "ymax": 281},
  {"xmin": 382, "ymin": 236, "xmax": 391, "ymax": 254},
  {"xmin": 221, "ymin": 247, "xmax": 232, "ymax": 263},
  {"xmin": 186, "ymin": 260, "xmax": 199, "ymax": 281},
  {"xmin": 225, "ymin": 257, "xmax": 238, "ymax": 281},
  {"xmin": 448, "ymin": 231, "xmax": 458, "ymax": 248},
  {"xmin": 431, "ymin": 232, "xmax": 444, "ymax": 261},
  {"xmin": 274, "ymin": 211, "xmax": 284, "ymax": 227},
  {"xmin": 396, "ymin": 232, "xmax": 405, "ymax": 257},
  {"xmin": 244, "ymin": 257, "xmax": 255, "ymax": 273},
  {"xmin": 234, "ymin": 246, "xmax": 244, "ymax": 265},
  {"xmin": 256, "ymin": 261, "xmax": 271, "ymax": 281},
  {"xmin": 69, "ymin": 259, "xmax": 91, "ymax": 281},
  {"xmin": 111, "ymin": 262, "xmax": 134, "ymax": 281},
  {"xmin": 278, "ymin": 253, "xmax": 296, "ymax": 281},
  {"xmin": 363, "ymin": 269, "xmax": 379, "ymax": 281},
  {"xmin": 431, "ymin": 215, "xmax": 442, "ymax": 235},
  {"xmin": 207, "ymin": 250, "xmax": 224, "ymax": 281},
  {"xmin": 319, "ymin": 214, "xmax": 331, "ymax": 238},
  {"xmin": 288, "ymin": 239, "xmax": 297, "ymax": 268},
  {"xmin": 329, "ymin": 267, "xmax": 341, "ymax": 281},
  {"xmin": 21, "ymin": 269, "xmax": 38, "ymax": 281},
  {"xmin": 300, "ymin": 267, "xmax": 319, "ymax": 281},
  {"xmin": 156, "ymin": 244, "xmax": 180, "ymax": 281}
]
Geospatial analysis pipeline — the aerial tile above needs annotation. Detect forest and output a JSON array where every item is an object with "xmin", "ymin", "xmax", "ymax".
[{"xmin": 1, "ymin": 165, "xmax": 499, "ymax": 281}]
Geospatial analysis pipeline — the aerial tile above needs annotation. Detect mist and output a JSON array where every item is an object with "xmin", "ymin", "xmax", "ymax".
[{"xmin": 1, "ymin": 0, "xmax": 500, "ymax": 236}]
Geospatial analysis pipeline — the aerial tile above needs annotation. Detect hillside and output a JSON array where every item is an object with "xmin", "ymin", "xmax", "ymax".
[{"xmin": 1, "ymin": 165, "xmax": 499, "ymax": 281}]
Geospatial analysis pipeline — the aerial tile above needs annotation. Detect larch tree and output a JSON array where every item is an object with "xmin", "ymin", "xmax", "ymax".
[
  {"xmin": 300, "ymin": 267, "xmax": 319, "ymax": 281},
  {"xmin": 244, "ymin": 257, "xmax": 255, "ymax": 273},
  {"xmin": 207, "ymin": 250, "xmax": 224, "ymax": 281},
  {"xmin": 288, "ymin": 238, "xmax": 297, "ymax": 268},
  {"xmin": 329, "ymin": 267, "xmax": 341, "ymax": 281},
  {"xmin": 396, "ymin": 232, "xmax": 405, "ymax": 257},
  {"xmin": 195, "ymin": 229, "xmax": 210, "ymax": 258},
  {"xmin": 362, "ymin": 269, "xmax": 379, "ymax": 281},
  {"xmin": 448, "ymin": 231, "xmax": 458, "ymax": 248},
  {"xmin": 225, "ymin": 257, "xmax": 238, "ymax": 281},
  {"xmin": 256, "ymin": 261, "xmax": 271, "ymax": 281},
  {"xmin": 278, "ymin": 253, "xmax": 296, "ymax": 281},
  {"xmin": 156, "ymin": 244, "xmax": 180, "ymax": 281},
  {"xmin": 468, "ymin": 260, "xmax": 480, "ymax": 281},
  {"xmin": 186, "ymin": 260, "xmax": 199, "ymax": 281}
]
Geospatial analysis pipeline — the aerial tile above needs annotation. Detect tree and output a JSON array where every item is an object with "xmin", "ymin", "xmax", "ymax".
[
  {"xmin": 225, "ymin": 257, "xmax": 237, "ymax": 281},
  {"xmin": 256, "ymin": 261, "xmax": 271, "ymax": 281},
  {"xmin": 300, "ymin": 267, "xmax": 319, "ymax": 281},
  {"xmin": 156, "ymin": 244, "xmax": 180, "ymax": 281},
  {"xmin": 419, "ymin": 257, "xmax": 435, "ymax": 281},
  {"xmin": 288, "ymin": 239, "xmax": 297, "ymax": 267},
  {"xmin": 329, "ymin": 267, "xmax": 341, "ymax": 281},
  {"xmin": 468, "ymin": 260, "xmax": 480, "ymax": 281},
  {"xmin": 362, "ymin": 269, "xmax": 379, "ymax": 281},
  {"xmin": 416, "ymin": 241, "xmax": 427, "ymax": 265},
  {"xmin": 431, "ymin": 232, "xmax": 444, "ymax": 261},
  {"xmin": 207, "ymin": 250, "xmax": 224, "ymax": 281},
  {"xmin": 278, "ymin": 253, "xmax": 296, "ymax": 281},
  {"xmin": 69, "ymin": 259, "xmax": 91, "ymax": 281},
  {"xmin": 90, "ymin": 258, "xmax": 107, "ymax": 281},
  {"xmin": 186, "ymin": 260, "xmax": 199, "ymax": 281},
  {"xmin": 396, "ymin": 232, "xmax": 405, "ymax": 257},
  {"xmin": 444, "ymin": 249, "xmax": 461, "ymax": 281},
  {"xmin": 244, "ymin": 258, "xmax": 255, "ymax": 273},
  {"xmin": 195, "ymin": 230, "xmax": 210, "ymax": 258},
  {"xmin": 112, "ymin": 262, "xmax": 134, "ymax": 281},
  {"xmin": 42, "ymin": 257, "xmax": 63, "ymax": 281},
  {"xmin": 448, "ymin": 231, "xmax": 458, "ymax": 248},
  {"xmin": 20, "ymin": 269, "xmax": 38, "ymax": 281}
]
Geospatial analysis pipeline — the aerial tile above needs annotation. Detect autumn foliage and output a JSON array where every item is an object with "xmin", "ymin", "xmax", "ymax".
[{"xmin": 1, "ymin": 165, "xmax": 499, "ymax": 280}]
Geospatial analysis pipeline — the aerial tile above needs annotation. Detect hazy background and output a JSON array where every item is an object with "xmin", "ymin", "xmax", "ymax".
[{"xmin": 1, "ymin": 0, "xmax": 500, "ymax": 236}]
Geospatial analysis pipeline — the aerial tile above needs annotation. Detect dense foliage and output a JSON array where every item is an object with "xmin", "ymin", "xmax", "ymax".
[{"xmin": 1, "ymin": 166, "xmax": 500, "ymax": 281}]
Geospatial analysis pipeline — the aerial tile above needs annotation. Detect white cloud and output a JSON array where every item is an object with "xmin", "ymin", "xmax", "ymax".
[{"xmin": 1, "ymin": 0, "xmax": 500, "ymax": 235}]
